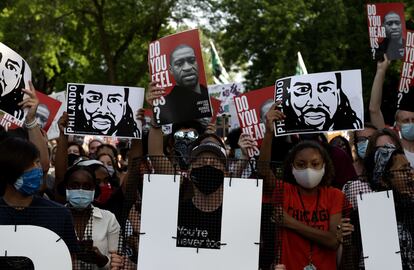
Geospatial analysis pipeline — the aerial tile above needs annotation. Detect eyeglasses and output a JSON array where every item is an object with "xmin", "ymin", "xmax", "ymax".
[{"xmin": 174, "ymin": 130, "xmax": 199, "ymax": 141}]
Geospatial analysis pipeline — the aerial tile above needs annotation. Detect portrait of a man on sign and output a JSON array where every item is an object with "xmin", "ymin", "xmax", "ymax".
[
  {"xmin": 161, "ymin": 44, "xmax": 211, "ymax": 124},
  {"xmin": 0, "ymin": 42, "xmax": 32, "ymax": 121},
  {"xmin": 35, "ymin": 104, "xmax": 50, "ymax": 129},
  {"xmin": 366, "ymin": 3, "xmax": 406, "ymax": 61},
  {"xmin": 378, "ymin": 11, "xmax": 405, "ymax": 60},
  {"xmin": 274, "ymin": 70, "xmax": 363, "ymax": 136},
  {"xmin": 66, "ymin": 83, "xmax": 144, "ymax": 138},
  {"xmin": 148, "ymin": 29, "xmax": 212, "ymax": 125}
]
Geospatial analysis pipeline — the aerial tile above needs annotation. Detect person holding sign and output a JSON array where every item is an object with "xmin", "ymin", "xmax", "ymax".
[
  {"xmin": 369, "ymin": 55, "xmax": 414, "ymax": 168},
  {"xmin": 176, "ymin": 135, "xmax": 228, "ymax": 250},
  {"xmin": 259, "ymin": 104, "xmax": 352, "ymax": 270}
]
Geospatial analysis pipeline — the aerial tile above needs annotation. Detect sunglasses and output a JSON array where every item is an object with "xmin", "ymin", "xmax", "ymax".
[{"xmin": 174, "ymin": 130, "xmax": 199, "ymax": 140}]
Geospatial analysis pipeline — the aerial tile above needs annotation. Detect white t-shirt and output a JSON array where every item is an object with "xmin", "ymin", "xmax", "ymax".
[{"xmin": 404, "ymin": 149, "xmax": 414, "ymax": 168}]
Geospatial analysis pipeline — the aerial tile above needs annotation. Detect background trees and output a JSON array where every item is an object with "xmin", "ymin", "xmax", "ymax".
[{"xmin": 0, "ymin": 0, "xmax": 413, "ymax": 123}]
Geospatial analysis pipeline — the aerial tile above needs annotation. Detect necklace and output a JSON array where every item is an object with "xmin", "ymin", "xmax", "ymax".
[{"xmin": 297, "ymin": 188, "xmax": 320, "ymax": 270}]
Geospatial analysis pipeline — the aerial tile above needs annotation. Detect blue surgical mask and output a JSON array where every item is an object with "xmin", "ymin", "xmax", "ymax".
[
  {"xmin": 14, "ymin": 167, "xmax": 43, "ymax": 196},
  {"xmin": 234, "ymin": 148, "xmax": 242, "ymax": 159},
  {"xmin": 356, "ymin": 140, "xmax": 369, "ymax": 159},
  {"xmin": 106, "ymin": 165, "xmax": 115, "ymax": 176},
  {"xmin": 66, "ymin": 189, "xmax": 95, "ymax": 208},
  {"xmin": 400, "ymin": 123, "xmax": 414, "ymax": 141}
]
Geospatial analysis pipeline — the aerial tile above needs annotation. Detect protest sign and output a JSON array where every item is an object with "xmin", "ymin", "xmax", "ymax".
[
  {"xmin": 0, "ymin": 42, "xmax": 32, "ymax": 128},
  {"xmin": 0, "ymin": 225, "xmax": 72, "ymax": 269},
  {"xmin": 366, "ymin": 3, "xmax": 406, "ymax": 61},
  {"xmin": 209, "ymin": 83, "xmax": 244, "ymax": 116},
  {"xmin": 274, "ymin": 70, "xmax": 364, "ymax": 136},
  {"xmin": 210, "ymin": 96, "xmax": 222, "ymax": 124},
  {"xmin": 47, "ymin": 91, "xmax": 66, "ymax": 139},
  {"xmin": 148, "ymin": 29, "xmax": 212, "ymax": 125},
  {"xmin": 138, "ymin": 174, "xmax": 262, "ymax": 270},
  {"xmin": 397, "ymin": 30, "xmax": 414, "ymax": 109},
  {"xmin": 234, "ymin": 86, "xmax": 274, "ymax": 157},
  {"xmin": 65, "ymin": 83, "xmax": 144, "ymax": 138},
  {"xmin": 358, "ymin": 191, "xmax": 402, "ymax": 270},
  {"xmin": 35, "ymin": 91, "xmax": 62, "ymax": 132}
]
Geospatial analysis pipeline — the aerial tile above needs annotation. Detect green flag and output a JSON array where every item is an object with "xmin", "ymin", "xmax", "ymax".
[
  {"xmin": 210, "ymin": 40, "xmax": 230, "ymax": 84},
  {"xmin": 295, "ymin": 51, "xmax": 308, "ymax": 75}
]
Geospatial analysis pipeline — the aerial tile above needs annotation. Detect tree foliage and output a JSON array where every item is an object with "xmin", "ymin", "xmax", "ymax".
[
  {"xmin": 0, "ymin": 0, "xmax": 412, "ymax": 124},
  {"xmin": 205, "ymin": 0, "xmax": 413, "ymax": 122},
  {"xmin": 0, "ymin": 0, "xmax": 189, "ymax": 93}
]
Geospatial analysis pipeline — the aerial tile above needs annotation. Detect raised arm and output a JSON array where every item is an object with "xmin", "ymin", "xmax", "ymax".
[
  {"xmin": 258, "ymin": 103, "xmax": 285, "ymax": 194},
  {"xmin": 19, "ymin": 81, "xmax": 50, "ymax": 173},
  {"xmin": 53, "ymin": 112, "xmax": 69, "ymax": 201},
  {"xmin": 230, "ymin": 133, "xmax": 256, "ymax": 177},
  {"xmin": 146, "ymin": 81, "xmax": 174, "ymax": 174},
  {"xmin": 369, "ymin": 54, "xmax": 390, "ymax": 129},
  {"xmin": 122, "ymin": 109, "xmax": 144, "ymax": 199}
]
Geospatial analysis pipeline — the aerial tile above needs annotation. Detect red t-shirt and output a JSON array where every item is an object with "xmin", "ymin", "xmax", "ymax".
[{"xmin": 280, "ymin": 183, "xmax": 344, "ymax": 270}]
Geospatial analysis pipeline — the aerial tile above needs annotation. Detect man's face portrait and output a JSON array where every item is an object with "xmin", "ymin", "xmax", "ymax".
[
  {"xmin": 82, "ymin": 86, "xmax": 127, "ymax": 134},
  {"xmin": 169, "ymin": 45, "xmax": 199, "ymax": 89},
  {"xmin": 35, "ymin": 103, "xmax": 50, "ymax": 129},
  {"xmin": 384, "ymin": 12, "xmax": 402, "ymax": 40},
  {"xmin": 287, "ymin": 73, "xmax": 340, "ymax": 130},
  {"xmin": 0, "ymin": 44, "xmax": 25, "ymax": 97}
]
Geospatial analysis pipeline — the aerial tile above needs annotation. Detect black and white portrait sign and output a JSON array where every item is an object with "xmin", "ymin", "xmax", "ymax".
[
  {"xmin": 0, "ymin": 42, "xmax": 32, "ymax": 124},
  {"xmin": 274, "ymin": 70, "xmax": 364, "ymax": 136},
  {"xmin": 65, "ymin": 83, "xmax": 144, "ymax": 138}
]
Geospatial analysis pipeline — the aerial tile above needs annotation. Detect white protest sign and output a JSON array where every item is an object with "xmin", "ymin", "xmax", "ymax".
[
  {"xmin": 0, "ymin": 225, "xmax": 72, "ymax": 269},
  {"xmin": 65, "ymin": 83, "xmax": 145, "ymax": 139},
  {"xmin": 138, "ymin": 174, "xmax": 262, "ymax": 270},
  {"xmin": 358, "ymin": 191, "xmax": 402, "ymax": 270},
  {"xmin": 274, "ymin": 69, "xmax": 364, "ymax": 136}
]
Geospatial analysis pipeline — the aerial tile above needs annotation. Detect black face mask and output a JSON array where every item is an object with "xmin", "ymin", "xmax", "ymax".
[
  {"xmin": 68, "ymin": 154, "xmax": 80, "ymax": 167},
  {"xmin": 190, "ymin": 165, "xmax": 224, "ymax": 195},
  {"xmin": 174, "ymin": 139, "xmax": 193, "ymax": 170}
]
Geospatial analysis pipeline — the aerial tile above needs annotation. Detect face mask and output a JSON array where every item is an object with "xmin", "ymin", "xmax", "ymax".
[
  {"xmin": 234, "ymin": 149, "xmax": 242, "ymax": 159},
  {"xmin": 400, "ymin": 123, "xmax": 414, "ymax": 141},
  {"xmin": 357, "ymin": 140, "xmax": 369, "ymax": 159},
  {"xmin": 66, "ymin": 189, "xmax": 95, "ymax": 208},
  {"xmin": 68, "ymin": 154, "xmax": 80, "ymax": 167},
  {"xmin": 190, "ymin": 165, "xmax": 224, "ymax": 195},
  {"xmin": 95, "ymin": 184, "xmax": 112, "ymax": 204},
  {"xmin": 106, "ymin": 165, "xmax": 115, "ymax": 176},
  {"xmin": 292, "ymin": 166, "xmax": 325, "ymax": 189},
  {"xmin": 14, "ymin": 167, "xmax": 43, "ymax": 196}
]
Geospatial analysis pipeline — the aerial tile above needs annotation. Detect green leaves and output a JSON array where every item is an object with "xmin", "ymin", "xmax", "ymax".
[{"xmin": 0, "ymin": 0, "xmax": 183, "ymax": 93}]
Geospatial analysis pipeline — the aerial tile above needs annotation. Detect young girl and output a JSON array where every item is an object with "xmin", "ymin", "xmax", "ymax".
[
  {"xmin": 64, "ymin": 165, "xmax": 120, "ymax": 269},
  {"xmin": 259, "ymin": 104, "xmax": 350, "ymax": 270}
]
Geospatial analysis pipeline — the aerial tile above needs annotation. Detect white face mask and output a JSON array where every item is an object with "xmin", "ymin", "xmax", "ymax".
[{"xmin": 292, "ymin": 165, "xmax": 325, "ymax": 189}]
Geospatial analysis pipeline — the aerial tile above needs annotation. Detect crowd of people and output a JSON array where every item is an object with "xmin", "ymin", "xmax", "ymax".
[{"xmin": 0, "ymin": 52, "xmax": 413, "ymax": 270}]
